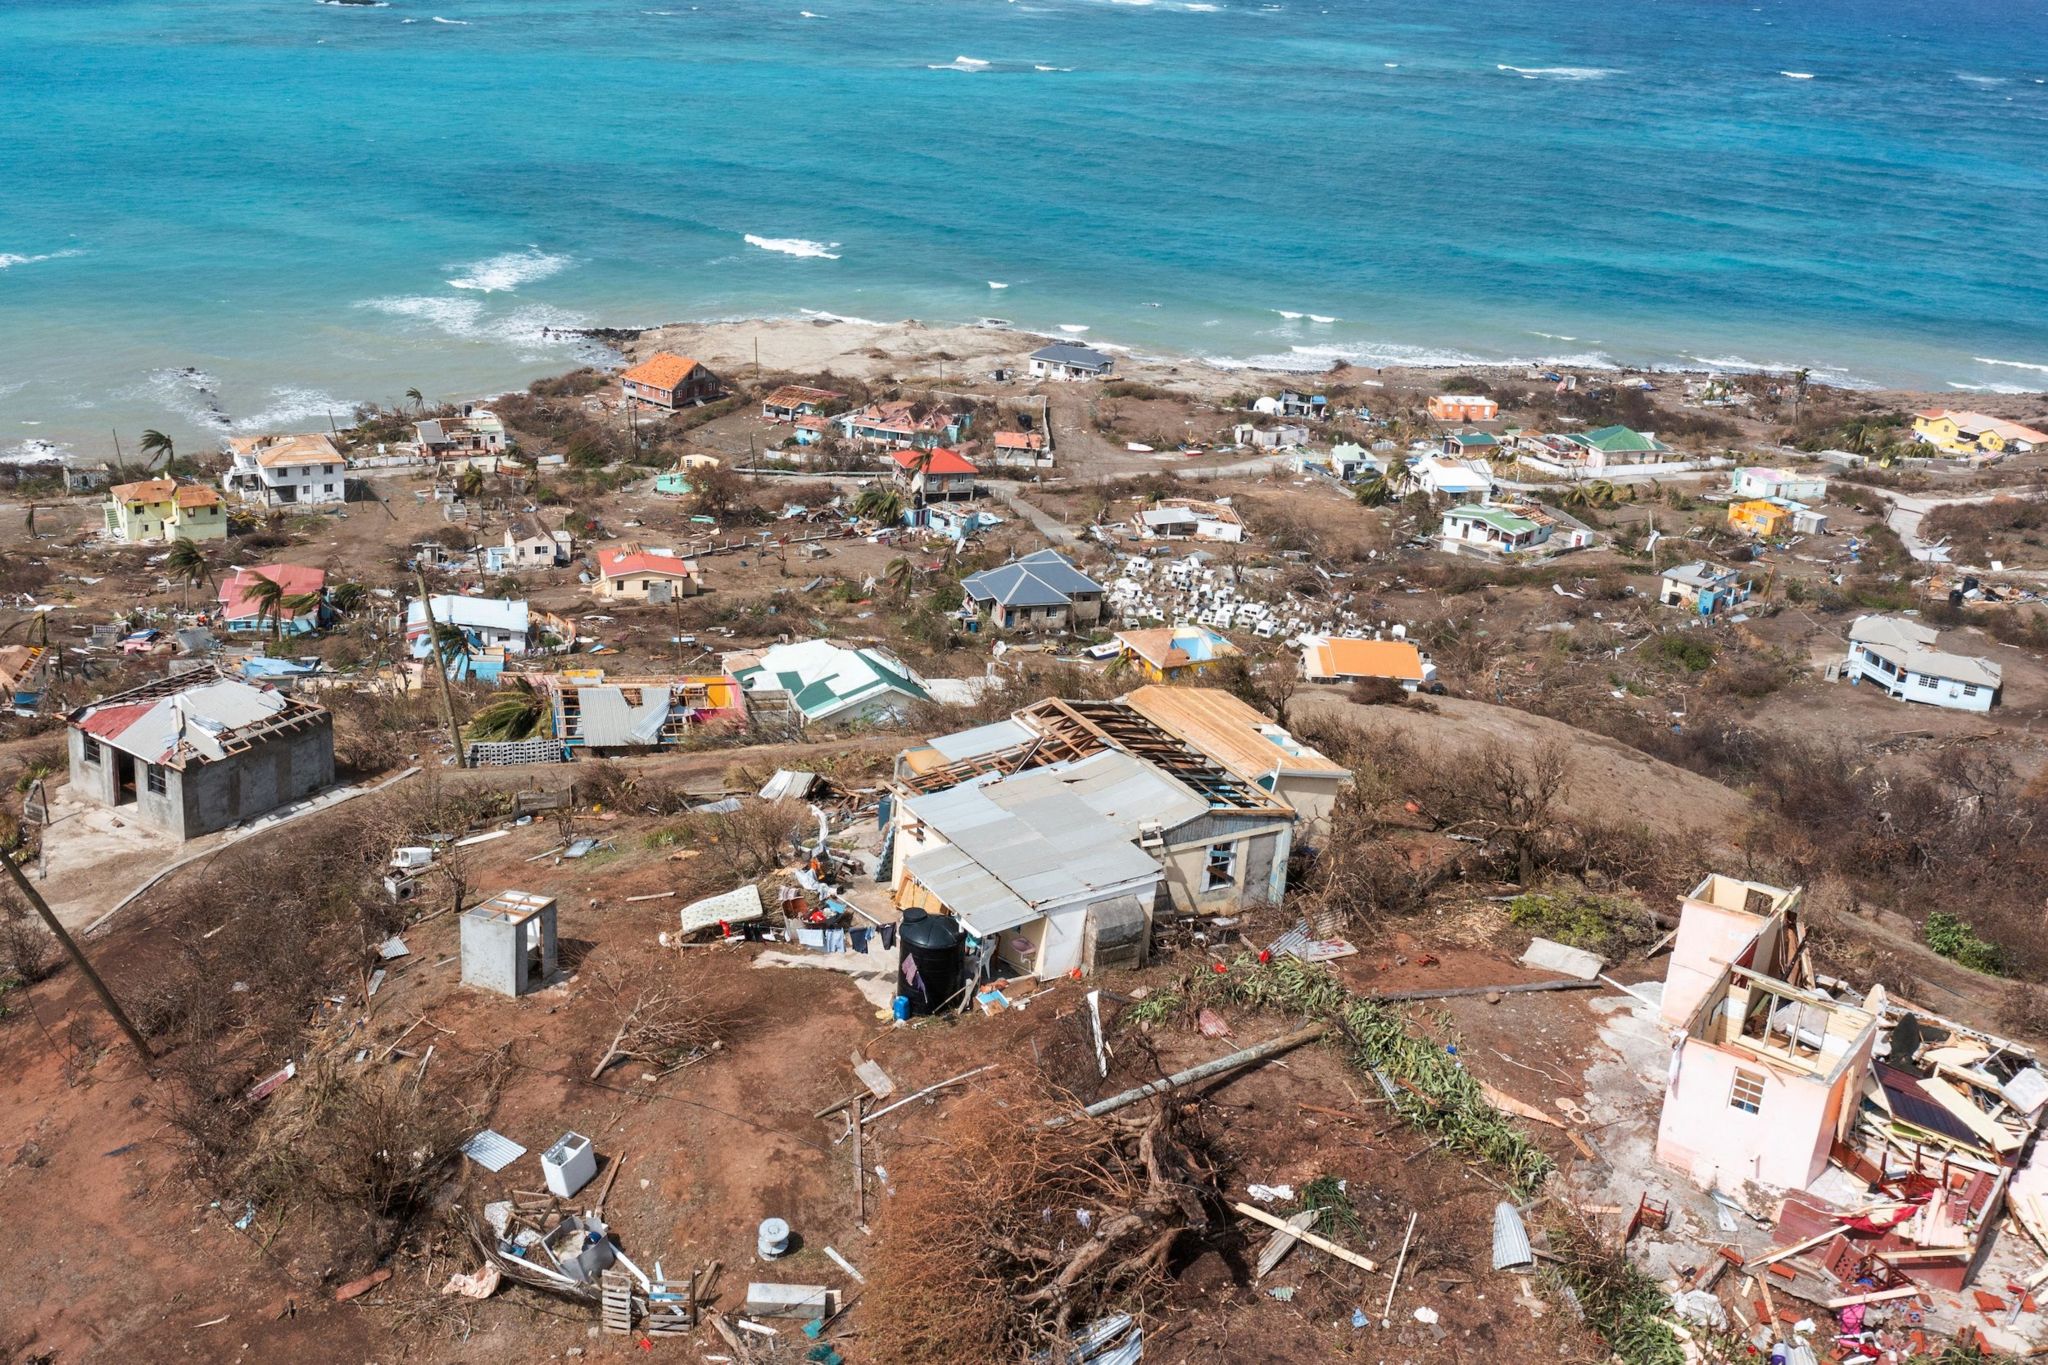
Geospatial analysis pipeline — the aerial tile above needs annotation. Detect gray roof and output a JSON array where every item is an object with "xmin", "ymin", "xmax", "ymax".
[
  {"xmin": 1662, "ymin": 561, "xmax": 1738, "ymax": 590},
  {"xmin": 1848, "ymin": 615, "xmax": 1939, "ymax": 652},
  {"xmin": 1849, "ymin": 615, "xmax": 2000, "ymax": 688},
  {"xmin": 901, "ymin": 750, "xmax": 1203, "ymax": 935},
  {"xmin": 1030, "ymin": 342, "xmax": 1114, "ymax": 369},
  {"xmin": 961, "ymin": 550, "xmax": 1104, "ymax": 608},
  {"xmin": 571, "ymin": 684, "xmax": 670, "ymax": 746},
  {"xmin": 928, "ymin": 718, "xmax": 1036, "ymax": 762}
]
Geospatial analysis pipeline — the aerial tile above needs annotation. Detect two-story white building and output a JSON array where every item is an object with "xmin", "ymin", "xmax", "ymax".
[
  {"xmin": 222, "ymin": 433, "xmax": 347, "ymax": 507},
  {"xmin": 1842, "ymin": 615, "xmax": 2001, "ymax": 713}
]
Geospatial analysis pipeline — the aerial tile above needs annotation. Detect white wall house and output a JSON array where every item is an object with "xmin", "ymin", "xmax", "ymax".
[
  {"xmin": 1841, "ymin": 615, "xmax": 2001, "ymax": 713},
  {"xmin": 1730, "ymin": 467, "xmax": 1828, "ymax": 502},
  {"xmin": 1028, "ymin": 343, "xmax": 1115, "ymax": 381},
  {"xmin": 222, "ymin": 433, "xmax": 347, "ymax": 507}
]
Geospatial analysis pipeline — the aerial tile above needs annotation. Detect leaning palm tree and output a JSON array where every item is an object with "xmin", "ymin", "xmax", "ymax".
[
  {"xmin": 140, "ymin": 429, "xmax": 176, "ymax": 470},
  {"xmin": 883, "ymin": 556, "xmax": 916, "ymax": 598},
  {"xmin": 242, "ymin": 571, "xmax": 287, "ymax": 640},
  {"xmin": 465, "ymin": 679, "xmax": 548, "ymax": 743},
  {"xmin": 455, "ymin": 466, "xmax": 485, "ymax": 501},
  {"xmin": 165, "ymin": 539, "xmax": 213, "ymax": 608},
  {"xmin": 1791, "ymin": 367, "xmax": 1811, "ymax": 427},
  {"xmin": 1583, "ymin": 479, "xmax": 1620, "ymax": 509},
  {"xmin": 405, "ymin": 387, "xmax": 426, "ymax": 414},
  {"xmin": 1352, "ymin": 471, "xmax": 1393, "ymax": 508},
  {"xmin": 326, "ymin": 581, "xmax": 369, "ymax": 614},
  {"xmin": 22, "ymin": 504, "xmax": 36, "ymax": 540}
]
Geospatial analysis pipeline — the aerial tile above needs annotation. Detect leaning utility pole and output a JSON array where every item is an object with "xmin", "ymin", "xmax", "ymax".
[
  {"xmin": 413, "ymin": 569, "xmax": 467, "ymax": 768},
  {"xmin": 0, "ymin": 848, "xmax": 154, "ymax": 1067}
]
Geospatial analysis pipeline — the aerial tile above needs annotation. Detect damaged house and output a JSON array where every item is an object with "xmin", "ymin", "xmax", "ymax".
[
  {"xmin": 887, "ymin": 690, "xmax": 1337, "ymax": 980},
  {"xmin": 1654, "ymin": 872, "xmax": 2048, "ymax": 1299},
  {"xmin": 66, "ymin": 667, "xmax": 335, "ymax": 838}
]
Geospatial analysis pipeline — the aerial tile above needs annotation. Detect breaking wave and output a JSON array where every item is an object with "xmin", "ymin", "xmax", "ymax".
[
  {"xmin": 744, "ymin": 233, "xmax": 841, "ymax": 259},
  {"xmin": 446, "ymin": 247, "xmax": 573, "ymax": 293}
]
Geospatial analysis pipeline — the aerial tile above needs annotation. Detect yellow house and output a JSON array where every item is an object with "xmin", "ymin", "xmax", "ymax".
[
  {"xmin": 1913, "ymin": 409, "xmax": 2048, "ymax": 457},
  {"xmin": 593, "ymin": 545, "xmax": 702, "ymax": 601},
  {"xmin": 1112, "ymin": 625, "xmax": 1240, "ymax": 683},
  {"xmin": 102, "ymin": 479, "xmax": 228, "ymax": 544},
  {"xmin": 1728, "ymin": 499, "xmax": 1790, "ymax": 538}
]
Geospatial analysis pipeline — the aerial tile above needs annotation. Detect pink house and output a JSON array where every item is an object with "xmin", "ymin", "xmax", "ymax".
[{"xmin": 1654, "ymin": 875, "xmax": 1881, "ymax": 1194}]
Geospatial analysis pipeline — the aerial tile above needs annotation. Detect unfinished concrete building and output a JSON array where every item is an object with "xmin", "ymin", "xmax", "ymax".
[
  {"xmin": 460, "ymin": 891, "xmax": 559, "ymax": 996},
  {"xmin": 65, "ymin": 667, "xmax": 334, "ymax": 839}
]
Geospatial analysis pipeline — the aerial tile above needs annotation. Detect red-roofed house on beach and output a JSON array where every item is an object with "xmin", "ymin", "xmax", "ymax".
[{"xmin": 66, "ymin": 667, "xmax": 335, "ymax": 838}]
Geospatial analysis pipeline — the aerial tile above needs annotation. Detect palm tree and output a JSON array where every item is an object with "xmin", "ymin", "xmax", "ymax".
[
  {"xmin": 852, "ymin": 484, "xmax": 903, "ymax": 523},
  {"xmin": 1791, "ymin": 368, "xmax": 1811, "ymax": 427},
  {"xmin": 22, "ymin": 505, "xmax": 36, "ymax": 540},
  {"xmin": 326, "ymin": 581, "xmax": 369, "ymax": 614},
  {"xmin": 466, "ymin": 679, "xmax": 548, "ymax": 742},
  {"xmin": 242, "ymin": 571, "xmax": 287, "ymax": 640},
  {"xmin": 165, "ymin": 539, "xmax": 212, "ymax": 608},
  {"xmin": 1352, "ymin": 471, "xmax": 1393, "ymax": 508},
  {"xmin": 455, "ymin": 466, "xmax": 484, "ymax": 501},
  {"xmin": 405, "ymin": 387, "xmax": 426, "ymax": 414},
  {"xmin": 883, "ymin": 556, "xmax": 916, "ymax": 598},
  {"xmin": 140, "ymin": 429, "xmax": 175, "ymax": 470}
]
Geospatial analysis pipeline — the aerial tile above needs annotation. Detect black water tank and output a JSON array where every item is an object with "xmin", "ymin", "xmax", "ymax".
[{"xmin": 897, "ymin": 907, "xmax": 966, "ymax": 1016}]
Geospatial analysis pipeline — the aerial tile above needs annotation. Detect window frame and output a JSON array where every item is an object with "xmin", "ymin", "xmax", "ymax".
[
  {"xmin": 1202, "ymin": 842, "xmax": 1238, "ymax": 892},
  {"xmin": 82, "ymin": 736, "xmax": 102, "ymax": 765},
  {"xmin": 145, "ymin": 764, "xmax": 167, "ymax": 796},
  {"xmin": 1729, "ymin": 1068, "xmax": 1766, "ymax": 1115}
]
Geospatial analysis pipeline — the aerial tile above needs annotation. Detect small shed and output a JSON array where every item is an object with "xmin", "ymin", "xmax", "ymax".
[{"xmin": 461, "ymin": 890, "xmax": 559, "ymax": 996}]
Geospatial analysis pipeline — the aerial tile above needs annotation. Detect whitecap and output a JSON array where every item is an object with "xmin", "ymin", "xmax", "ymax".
[
  {"xmin": 1033, "ymin": 64, "xmax": 1073, "ymax": 72},
  {"xmin": 1975, "ymin": 356, "xmax": 2048, "ymax": 375},
  {"xmin": 1496, "ymin": 64, "xmax": 1617, "ymax": 81},
  {"xmin": 232, "ymin": 387, "xmax": 358, "ymax": 432},
  {"xmin": 0, "ymin": 248, "xmax": 84, "ymax": 269},
  {"xmin": 447, "ymin": 246, "xmax": 573, "ymax": 293},
  {"xmin": 1530, "ymin": 330, "xmax": 1579, "ymax": 342},
  {"xmin": 1383, "ymin": 62, "xmax": 1399, "ymax": 68},
  {"xmin": 361, "ymin": 294, "xmax": 487, "ymax": 334},
  {"xmin": 1957, "ymin": 72, "xmax": 2006, "ymax": 87},
  {"xmin": 1057, "ymin": 323, "xmax": 1090, "ymax": 333},
  {"xmin": 1779, "ymin": 70, "xmax": 1814, "ymax": 79},
  {"xmin": 1273, "ymin": 309, "xmax": 1304, "ymax": 320},
  {"xmin": 135, "ymin": 367, "xmax": 234, "ymax": 431},
  {"xmin": 800, "ymin": 8, "xmax": 826, "ymax": 14},
  {"xmin": 317, "ymin": 0, "xmax": 391, "ymax": 7},
  {"xmin": 928, "ymin": 55, "xmax": 992, "ymax": 72},
  {"xmin": 2, "ymin": 438, "xmax": 76, "ymax": 466},
  {"xmin": 797, "ymin": 308, "xmax": 885, "ymax": 326},
  {"xmin": 432, "ymin": 16, "xmax": 470, "ymax": 25},
  {"xmin": 1182, "ymin": 2, "xmax": 1220, "ymax": 10},
  {"xmin": 745, "ymin": 233, "xmax": 841, "ymax": 259},
  {"xmin": 1948, "ymin": 381, "xmax": 2031, "ymax": 394},
  {"xmin": 988, "ymin": 281, "xmax": 1009, "ymax": 289},
  {"xmin": 1307, "ymin": 313, "xmax": 1337, "ymax": 324}
]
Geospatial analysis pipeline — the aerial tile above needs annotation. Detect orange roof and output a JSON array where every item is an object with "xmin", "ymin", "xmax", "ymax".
[
  {"xmin": 231, "ymin": 432, "xmax": 342, "ymax": 468},
  {"xmin": 110, "ymin": 478, "xmax": 177, "ymax": 503},
  {"xmin": 175, "ymin": 485, "xmax": 222, "ymax": 509},
  {"xmin": 597, "ymin": 546, "xmax": 698, "ymax": 580},
  {"xmin": 890, "ymin": 447, "xmax": 977, "ymax": 475},
  {"xmin": 1307, "ymin": 637, "xmax": 1426, "ymax": 682},
  {"xmin": 1122, "ymin": 685, "xmax": 1344, "ymax": 777},
  {"xmin": 762, "ymin": 384, "xmax": 841, "ymax": 407},
  {"xmin": 621, "ymin": 352, "xmax": 704, "ymax": 391},
  {"xmin": 994, "ymin": 432, "xmax": 1046, "ymax": 449}
]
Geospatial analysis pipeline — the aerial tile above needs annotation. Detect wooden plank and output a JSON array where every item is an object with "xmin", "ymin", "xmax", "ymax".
[
  {"xmin": 1232, "ymin": 1202, "xmax": 1379, "ymax": 1273},
  {"xmin": 1254, "ymin": 1209, "xmax": 1319, "ymax": 1282},
  {"xmin": 1364, "ymin": 979, "xmax": 1601, "ymax": 1004},
  {"xmin": 854, "ymin": 1059, "xmax": 896, "ymax": 1101},
  {"xmin": 1823, "ymin": 1285, "xmax": 1925, "ymax": 1310}
]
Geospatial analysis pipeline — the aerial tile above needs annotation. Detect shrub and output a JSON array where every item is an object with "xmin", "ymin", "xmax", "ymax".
[
  {"xmin": 1652, "ymin": 633, "xmax": 1716, "ymax": 672},
  {"xmin": 1506, "ymin": 890, "xmax": 1656, "ymax": 957},
  {"xmin": 1924, "ymin": 911, "xmax": 2007, "ymax": 976}
]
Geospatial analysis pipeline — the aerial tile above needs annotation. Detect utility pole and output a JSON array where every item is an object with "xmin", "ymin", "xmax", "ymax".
[
  {"xmin": 0, "ymin": 848, "xmax": 154, "ymax": 1067},
  {"xmin": 413, "ymin": 569, "xmax": 467, "ymax": 768}
]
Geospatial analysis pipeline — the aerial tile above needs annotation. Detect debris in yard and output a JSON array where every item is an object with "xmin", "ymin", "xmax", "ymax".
[
  {"xmin": 672, "ymin": 884, "xmax": 765, "ymax": 940},
  {"xmin": 853, "ymin": 1059, "xmax": 895, "ymax": 1099},
  {"xmin": 745, "ymin": 1282, "xmax": 837, "ymax": 1318},
  {"xmin": 440, "ymin": 1264, "xmax": 502, "ymax": 1300},
  {"xmin": 461, "ymin": 1128, "xmax": 527, "ymax": 1173},
  {"xmin": 245, "ymin": 1059, "xmax": 296, "ymax": 1103},
  {"xmin": 378, "ymin": 935, "xmax": 410, "ymax": 959},
  {"xmin": 541, "ymin": 1131, "xmax": 598, "ymax": 1198},
  {"xmin": 1254, "ymin": 1210, "xmax": 1319, "ymax": 1281},
  {"xmin": 1196, "ymin": 1007, "xmax": 1231, "ymax": 1038},
  {"xmin": 1266, "ymin": 919, "xmax": 1358, "ymax": 962},
  {"xmin": 1492, "ymin": 1201, "xmax": 1533, "ymax": 1272},
  {"xmin": 1517, "ymin": 936, "xmax": 1604, "ymax": 981},
  {"xmin": 1246, "ymin": 1184, "xmax": 1294, "ymax": 1203},
  {"xmin": 758, "ymin": 1217, "xmax": 792, "ymax": 1260},
  {"xmin": 333, "ymin": 1267, "xmax": 391, "ymax": 1303}
]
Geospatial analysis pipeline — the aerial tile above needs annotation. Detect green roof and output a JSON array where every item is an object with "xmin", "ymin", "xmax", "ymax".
[
  {"xmin": 1449, "ymin": 504, "xmax": 1540, "ymax": 534},
  {"xmin": 1575, "ymin": 424, "xmax": 1672, "ymax": 455},
  {"xmin": 1449, "ymin": 432, "xmax": 1499, "ymax": 448}
]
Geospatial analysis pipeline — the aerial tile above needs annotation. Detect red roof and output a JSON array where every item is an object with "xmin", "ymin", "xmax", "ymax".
[
  {"xmin": 890, "ymin": 447, "xmax": 977, "ymax": 476},
  {"xmin": 597, "ymin": 548, "xmax": 698, "ymax": 580},
  {"xmin": 219, "ymin": 564, "xmax": 327, "ymax": 620},
  {"xmin": 78, "ymin": 700, "xmax": 157, "ymax": 744},
  {"xmin": 621, "ymin": 352, "xmax": 704, "ymax": 392}
]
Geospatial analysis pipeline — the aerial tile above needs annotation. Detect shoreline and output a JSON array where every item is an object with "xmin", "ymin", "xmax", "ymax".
[{"xmin": 10, "ymin": 314, "xmax": 2045, "ymax": 468}]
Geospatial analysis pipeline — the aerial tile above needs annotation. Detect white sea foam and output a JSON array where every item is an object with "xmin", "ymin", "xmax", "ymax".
[
  {"xmin": 432, "ymin": 16, "xmax": 471, "ymax": 24},
  {"xmin": 317, "ymin": 0, "xmax": 391, "ymax": 7},
  {"xmin": 446, "ymin": 247, "xmax": 573, "ymax": 293},
  {"xmin": 1976, "ymin": 356, "xmax": 2048, "ymax": 375},
  {"xmin": 1033, "ymin": 64, "xmax": 1074, "ymax": 72},
  {"xmin": 1057, "ymin": 323, "xmax": 1090, "ymax": 333},
  {"xmin": 797, "ymin": 308, "xmax": 885, "ymax": 325},
  {"xmin": 1530, "ymin": 330, "xmax": 1580, "ymax": 341},
  {"xmin": 745, "ymin": 233, "xmax": 841, "ymax": 259},
  {"xmin": 1780, "ymin": 70, "xmax": 1814, "ymax": 79},
  {"xmin": 362, "ymin": 294, "xmax": 487, "ymax": 332},
  {"xmin": 1383, "ymin": 62, "xmax": 1399, "ymax": 68},
  {"xmin": 0, "ymin": 249, "xmax": 84, "ymax": 269},
  {"xmin": 1957, "ymin": 72, "xmax": 2006, "ymax": 87},
  {"xmin": 1497, "ymin": 64, "xmax": 1617, "ymax": 81},
  {"xmin": 1182, "ymin": 3, "xmax": 1221, "ymax": 11},
  {"xmin": 929, "ymin": 55, "xmax": 991, "ymax": 71},
  {"xmin": 800, "ymin": 9, "xmax": 826, "ymax": 16},
  {"xmin": 988, "ymin": 281, "xmax": 1009, "ymax": 289},
  {"xmin": 232, "ymin": 387, "xmax": 358, "ymax": 432},
  {"xmin": 1307, "ymin": 313, "xmax": 1337, "ymax": 324},
  {"xmin": 135, "ymin": 366, "xmax": 234, "ymax": 431},
  {"xmin": 1274, "ymin": 310, "xmax": 1304, "ymax": 320},
  {"xmin": 1, "ymin": 438, "xmax": 75, "ymax": 466},
  {"xmin": 1948, "ymin": 381, "xmax": 2031, "ymax": 394}
]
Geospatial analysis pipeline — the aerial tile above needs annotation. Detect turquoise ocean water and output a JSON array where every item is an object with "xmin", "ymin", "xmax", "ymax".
[{"xmin": 3, "ymin": 0, "xmax": 2046, "ymax": 459}]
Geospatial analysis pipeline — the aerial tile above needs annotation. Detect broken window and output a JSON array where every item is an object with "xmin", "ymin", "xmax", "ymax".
[
  {"xmin": 1203, "ymin": 842, "xmax": 1237, "ymax": 891},
  {"xmin": 82, "ymin": 737, "xmax": 101, "ymax": 765},
  {"xmin": 1729, "ymin": 1068, "xmax": 1765, "ymax": 1115},
  {"xmin": 145, "ymin": 764, "xmax": 166, "ymax": 795}
]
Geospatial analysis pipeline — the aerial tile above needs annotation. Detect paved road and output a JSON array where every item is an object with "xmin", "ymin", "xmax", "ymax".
[{"xmin": 1860, "ymin": 483, "xmax": 2048, "ymax": 575}]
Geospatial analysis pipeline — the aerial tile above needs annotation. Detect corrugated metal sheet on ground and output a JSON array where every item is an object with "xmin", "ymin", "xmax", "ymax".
[
  {"xmin": 462, "ymin": 1129, "xmax": 527, "ymax": 1172},
  {"xmin": 574, "ymin": 684, "xmax": 670, "ymax": 746},
  {"xmin": 1872, "ymin": 1061, "xmax": 1981, "ymax": 1145}
]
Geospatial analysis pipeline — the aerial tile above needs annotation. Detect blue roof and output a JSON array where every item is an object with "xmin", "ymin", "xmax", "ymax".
[{"xmin": 962, "ymin": 550, "xmax": 1104, "ymax": 608}]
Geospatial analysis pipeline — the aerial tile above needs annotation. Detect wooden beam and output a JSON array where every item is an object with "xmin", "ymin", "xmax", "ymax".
[{"xmin": 1232, "ymin": 1202, "xmax": 1380, "ymax": 1274}]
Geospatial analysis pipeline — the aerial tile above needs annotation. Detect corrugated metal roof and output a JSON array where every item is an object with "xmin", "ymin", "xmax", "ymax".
[
  {"xmin": 929, "ymin": 718, "xmax": 1034, "ymax": 762},
  {"xmin": 78, "ymin": 677, "xmax": 297, "ymax": 765},
  {"xmin": 573, "ymin": 684, "xmax": 670, "ymax": 746},
  {"xmin": 409, "ymin": 595, "xmax": 529, "ymax": 634},
  {"xmin": 905, "ymin": 843, "xmax": 1038, "ymax": 936},
  {"xmin": 1124, "ymin": 685, "xmax": 1346, "ymax": 778}
]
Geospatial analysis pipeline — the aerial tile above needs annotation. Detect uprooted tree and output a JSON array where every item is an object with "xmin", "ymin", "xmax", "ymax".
[{"xmin": 864, "ymin": 1078, "xmax": 1221, "ymax": 1363}]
